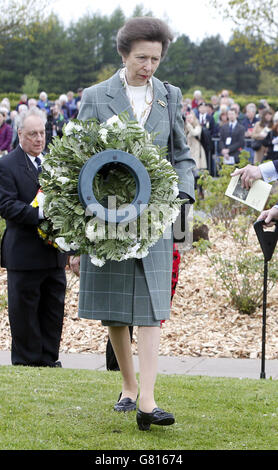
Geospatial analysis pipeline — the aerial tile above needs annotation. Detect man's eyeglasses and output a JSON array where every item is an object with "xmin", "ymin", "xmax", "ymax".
[{"xmin": 25, "ymin": 131, "xmax": 45, "ymax": 139}]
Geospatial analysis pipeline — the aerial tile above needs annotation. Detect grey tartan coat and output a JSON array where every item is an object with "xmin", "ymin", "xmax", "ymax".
[{"xmin": 77, "ymin": 70, "xmax": 195, "ymax": 322}]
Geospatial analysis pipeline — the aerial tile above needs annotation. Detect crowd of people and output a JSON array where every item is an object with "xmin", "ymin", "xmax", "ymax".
[
  {"xmin": 0, "ymin": 88, "xmax": 83, "ymax": 155},
  {"xmin": 2, "ymin": 86, "xmax": 278, "ymax": 174},
  {"xmin": 182, "ymin": 89, "xmax": 278, "ymax": 178}
]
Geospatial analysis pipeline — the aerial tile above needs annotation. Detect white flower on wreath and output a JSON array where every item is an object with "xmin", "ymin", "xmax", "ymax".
[
  {"xmin": 106, "ymin": 115, "xmax": 126, "ymax": 129},
  {"xmin": 36, "ymin": 190, "xmax": 45, "ymax": 209},
  {"xmin": 168, "ymin": 182, "xmax": 179, "ymax": 201},
  {"xmin": 54, "ymin": 237, "xmax": 71, "ymax": 251},
  {"xmin": 42, "ymin": 162, "xmax": 52, "ymax": 172},
  {"xmin": 42, "ymin": 160, "xmax": 55, "ymax": 177},
  {"xmin": 53, "ymin": 166, "xmax": 63, "ymax": 176},
  {"xmin": 89, "ymin": 254, "xmax": 105, "ymax": 267},
  {"xmin": 127, "ymin": 242, "xmax": 141, "ymax": 257},
  {"xmin": 64, "ymin": 121, "xmax": 82, "ymax": 136},
  {"xmin": 54, "ymin": 237, "xmax": 80, "ymax": 252},
  {"xmin": 57, "ymin": 176, "xmax": 70, "ymax": 185},
  {"xmin": 85, "ymin": 219, "xmax": 106, "ymax": 241},
  {"xmin": 98, "ymin": 128, "xmax": 108, "ymax": 144},
  {"xmin": 70, "ymin": 242, "xmax": 80, "ymax": 250},
  {"xmin": 116, "ymin": 223, "xmax": 137, "ymax": 241},
  {"xmin": 168, "ymin": 206, "xmax": 180, "ymax": 224},
  {"xmin": 117, "ymin": 242, "xmax": 139, "ymax": 261}
]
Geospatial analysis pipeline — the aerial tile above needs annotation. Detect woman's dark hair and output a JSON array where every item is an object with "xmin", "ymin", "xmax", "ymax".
[
  {"xmin": 117, "ymin": 17, "xmax": 174, "ymax": 59},
  {"xmin": 260, "ymin": 108, "xmax": 274, "ymax": 128}
]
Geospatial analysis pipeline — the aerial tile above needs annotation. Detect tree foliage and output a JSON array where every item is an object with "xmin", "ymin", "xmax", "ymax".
[
  {"xmin": 0, "ymin": 0, "xmax": 51, "ymax": 39},
  {"xmin": 0, "ymin": 4, "xmax": 270, "ymax": 96},
  {"xmin": 258, "ymin": 71, "xmax": 278, "ymax": 96},
  {"xmin": 209, "ymin": 0, "xmax": 278, "ymax": 68},
  {"xmin": 22, "ymin": 73, "xmax": 39, "ymax": 96}
]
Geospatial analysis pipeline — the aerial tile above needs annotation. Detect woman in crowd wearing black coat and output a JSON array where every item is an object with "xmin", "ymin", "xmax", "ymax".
[{"xmin": 262, "ymin": 119, "xmax": 278, "ymax": 162}]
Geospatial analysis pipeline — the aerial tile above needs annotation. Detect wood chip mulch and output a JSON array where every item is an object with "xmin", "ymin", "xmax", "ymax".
[{"xmin": 1, "ymin": 227, "xmax": 278, "ymax": 360}]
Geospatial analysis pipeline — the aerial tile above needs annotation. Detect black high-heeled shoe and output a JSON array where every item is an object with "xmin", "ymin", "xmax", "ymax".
[
  {"xmin": 114, "ymin": 392, "xmax": 137, "ymax": 412},
  {"xmin": 136, "ymin": 407, "xmax": 175, "ymax": 431}
]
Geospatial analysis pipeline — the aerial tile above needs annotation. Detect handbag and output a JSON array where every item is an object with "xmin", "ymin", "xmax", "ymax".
[
  {"xmin": 164, "ymin": 81, "xmax": 174, "ymax": 165},
  {"xmin": 164, "ymin": 82, "xmax": 190, "ymax": 243}
]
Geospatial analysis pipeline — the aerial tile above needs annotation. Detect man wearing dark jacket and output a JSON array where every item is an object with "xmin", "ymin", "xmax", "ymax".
[
  {"xmin": 194, "ymin": 101, "xmax": 216, "ymax": 173},
  {"xmin": 0, "ymin": 108, "xmax": 67, "ymax": 367},
  {"xmin": 219, "ymin": 109, "xmax": 245, "ymax": 164}
]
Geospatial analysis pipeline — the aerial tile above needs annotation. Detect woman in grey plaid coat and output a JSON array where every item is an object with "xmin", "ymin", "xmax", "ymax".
[{"xmin": 70, "ymin": 17, "xmax": 195, "ymax": 430}]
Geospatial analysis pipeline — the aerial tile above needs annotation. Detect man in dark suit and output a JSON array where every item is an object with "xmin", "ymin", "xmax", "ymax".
[
  {"xmin": 194, "ymin": 101, "xmax": 216, "ymax": 174},
  {"xmin": 195, "ymin": 101, "xmax": 216, "ymax": 136},
  {"xmin": 219, "ymin": 108, "xmax": 245, "ymax": 164},
  {"xmin": 0, "ymin": 108, "xmax": 67, "ymax": 367}
]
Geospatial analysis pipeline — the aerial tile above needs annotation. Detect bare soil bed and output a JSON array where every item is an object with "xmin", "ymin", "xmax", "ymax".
[{"xmin": 1, "ymin": 228, "xmax": 278, "ymax": 359}]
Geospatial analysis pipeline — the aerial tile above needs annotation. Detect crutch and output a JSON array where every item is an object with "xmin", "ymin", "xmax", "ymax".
[{"xmin": 253, "ymin": 220, "xmax": 278, "ymax": 379}]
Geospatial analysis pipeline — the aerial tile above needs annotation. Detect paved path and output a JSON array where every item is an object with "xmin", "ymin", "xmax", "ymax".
[{"xmin": 0, "ymin": 350, "xmax": 278, "ymax": 379}]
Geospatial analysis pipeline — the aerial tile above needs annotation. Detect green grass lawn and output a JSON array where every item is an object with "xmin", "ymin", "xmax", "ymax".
[{"xmin": 0, "ymin": 366, "xmax": 278, "ymax": 451}]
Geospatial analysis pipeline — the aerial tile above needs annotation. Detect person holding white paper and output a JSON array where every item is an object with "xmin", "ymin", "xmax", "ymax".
[
  {"xmin": 231, "ymin": 160, "xmax": 278, "ymax": 189},
  {"xmin": 231, "ymin": 161, "xmax": 278, "ymax": 225}
]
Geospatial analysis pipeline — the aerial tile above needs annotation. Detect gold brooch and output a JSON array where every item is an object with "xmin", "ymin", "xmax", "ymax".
[{"xmin": 157, "ymin": 99, "xmax": 166, "ymax": 107}]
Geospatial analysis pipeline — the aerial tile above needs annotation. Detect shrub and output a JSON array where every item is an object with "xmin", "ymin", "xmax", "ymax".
[
  {"xmin": 194, "ymin": 153, "xmax": 278, "ymax": 314},
  {"xmin": 22, "ymin": 73, "xmax": 40, "ymax": 97},
  {"xmin": 0, "ymin": 218, "xmax": 5, "ymax": 239},
  {"xmin": 195, "ymin": 152, "xmax": 254, "ymax": 228}
]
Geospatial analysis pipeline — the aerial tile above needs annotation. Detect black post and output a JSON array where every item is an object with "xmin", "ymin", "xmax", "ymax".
[
  {"xmin": 253, "ymin": 220, "xmax": 278, "ymax": 379},
  {"xmin": 260, "ymin": 260, "xmax": 268, "ymax": 379}
]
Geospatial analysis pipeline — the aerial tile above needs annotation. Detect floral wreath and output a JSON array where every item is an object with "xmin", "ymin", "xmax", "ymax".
[{"xmin": 36, "ymin": 113, "xmax": 183, "ymax": 266}]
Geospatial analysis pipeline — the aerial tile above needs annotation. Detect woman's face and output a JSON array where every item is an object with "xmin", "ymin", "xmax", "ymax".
[
  {"xmin": 220, "ymin": 113, "xmax": 228, "ymax": 122},
  {"xmin": 122, "ymin": 40, "xmax": 162, "ymax": 86},
  {"xmin": 186, "ymin": 113, "xmax": 194, "ymax": 124},
  {"xmin": 265, "ymin": 112, "xmax": 272, "ymax": 122},
  {"xmin": 0, "ymin": 113, "xmax": 5, "ymax": 126}
]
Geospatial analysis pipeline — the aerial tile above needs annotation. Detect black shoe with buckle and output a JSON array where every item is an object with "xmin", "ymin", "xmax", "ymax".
[
  {"xmin": 136, "ymin": 407, "xmax": 175, "ymax": 431},
  {"xmin": 114, "ymin": 392, "xmax": 137, "ymax": 412}
]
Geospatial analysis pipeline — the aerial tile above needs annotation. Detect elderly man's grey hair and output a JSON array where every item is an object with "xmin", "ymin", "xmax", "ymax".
[
  {"xmin": 0, "ymin": 106, "xmax": 8, "ymax": 117},
  {"xmin": 39, "ymin": 91, "xmax": 48, "ymax": 100},
  {"xmin": 194, "ymin": 90, "xmax": 202, "ymax": 98},
  {"xmin": 18, "ymin": 107, "xmax": 47, "ymax": 130},
  {"xmin": 246, "ymin": 103, "xmax": 257, "ymax": 113}
]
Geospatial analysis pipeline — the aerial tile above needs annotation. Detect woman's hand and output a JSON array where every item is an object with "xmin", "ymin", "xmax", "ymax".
[
  {"xmin": 69, "ymin": 256, "xmax": 80, "ymax": 277},
  {"xmin": 257, "ymin": 206, "xmax": 278, "ymax": 227},
  {"xmin": 231, "ymin": 164, "xmax": 262, "ymax": 189}
]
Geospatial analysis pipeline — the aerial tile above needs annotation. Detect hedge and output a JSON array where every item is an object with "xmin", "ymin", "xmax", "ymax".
[{"xmin": 0, "ymin": 92, "xmax": 60, "ymax": 110}]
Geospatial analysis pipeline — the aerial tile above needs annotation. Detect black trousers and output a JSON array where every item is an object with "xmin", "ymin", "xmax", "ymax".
[{"xmin": 7, "ymin": 267, "xmax": 66, "ymax": 366}]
